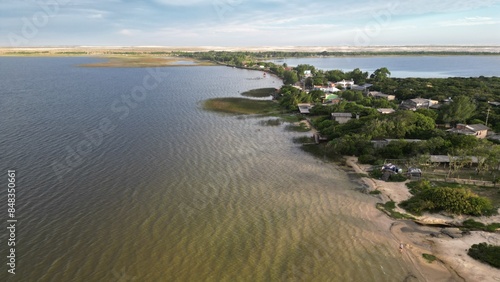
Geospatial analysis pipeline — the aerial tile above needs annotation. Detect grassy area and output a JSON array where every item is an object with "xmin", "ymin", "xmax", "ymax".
[
  {"xmin": 79, "ymin": 56, "xmax": 212, "ymax": 67},
  {"xmin": 258, "ymin": 119, "xmax": 282, "ymax": 126},
  {"xmin": 462, "ymin": 219, "xmax": 500, "ymax": 232},
  {"xmin": 277, "ymin": 114, "xmax": 303, "ymax": 123},
  {"xmin": 241, "ymin": 88, "xmax": 276, "ymax": 98},
  {"xmin": 422, "ymin": 253, "xmax": 437, "ymax": 263},
  {"xmin": 300, "ymin": 143, "xmax": 335, "ymax": 161},
  {"xmin": 203, "ymin": 97, "xmax": 281, "ymax": 115},
  {"xmin": 292, "ymin": 136, "xmax": 315, "ymax": 144},
  {"xmin": 284, "ymin": 123, "xmax": 311, "ymax": 132},
  {"xmin": 376, "ymin": 201, "xmax": 415, "ymax": 220}
]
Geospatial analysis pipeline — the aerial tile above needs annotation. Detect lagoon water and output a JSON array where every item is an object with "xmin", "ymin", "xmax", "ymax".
[
  {"xmin": 0, "ymin": 56, "xmax": 476, "ymax": 281},
  {"xmin": 269, "ymin": 55, "xmax": 500, "ymax": 78}
]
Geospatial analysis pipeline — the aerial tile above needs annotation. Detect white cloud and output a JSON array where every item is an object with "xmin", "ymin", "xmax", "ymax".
[
  {"xmin": 88, "ymin": 13, "xmax": 103, "ymax": 19},
  {"xmin": 440, "ymin": 16, "xmax": 499, "ymax": 26},
  {"xmin": 153, "ymin": 0, "xmax": 212, "ymax": 6},
  {"xmin": 119, "ymin": 29, "xmax": 141, "ymax": 36}
]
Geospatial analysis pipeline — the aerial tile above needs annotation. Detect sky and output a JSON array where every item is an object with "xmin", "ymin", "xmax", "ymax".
[{"xmin": 1, "ymin": 0, "xmax": 500, "ymax": 47}]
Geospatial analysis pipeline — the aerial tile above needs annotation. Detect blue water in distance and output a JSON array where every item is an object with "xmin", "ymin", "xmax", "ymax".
[{"xmin": 268, "ymin": 55, "xmax": 500, "ymax": 78}]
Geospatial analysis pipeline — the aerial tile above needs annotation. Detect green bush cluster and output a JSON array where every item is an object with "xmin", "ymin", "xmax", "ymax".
[
  {"xmin": 462, "ymin": 219, "xmax": 500, "ymax": 232},
  {"xmin": 468, "ymin": 243, "xmax": 500, "ymax": 269},
  {"xmin": 422, "ymin": 253, "xmax": 437, "ymax": 263},
  {"xmin": 400, "ymin": 181, "xmax": 494, "ymax": 216}
]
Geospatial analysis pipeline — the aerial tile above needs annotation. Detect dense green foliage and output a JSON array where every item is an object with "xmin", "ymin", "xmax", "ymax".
[
  {"xmin": 400, "ymin": 180, "xmax": 494, "ymax": 216},
  {"xmin": 468, "ymin": 243, "xmax": 500, "ymax": 269}
]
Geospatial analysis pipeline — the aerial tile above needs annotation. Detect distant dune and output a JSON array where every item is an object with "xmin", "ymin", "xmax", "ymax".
[{"xmin": 1, "ymin": 45, "xmax": 500, "ymax": 55}]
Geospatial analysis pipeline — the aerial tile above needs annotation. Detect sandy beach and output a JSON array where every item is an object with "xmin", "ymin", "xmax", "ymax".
[{"xmin": 345, "ymin": 157, "xmax": 500, "ymax": 282}]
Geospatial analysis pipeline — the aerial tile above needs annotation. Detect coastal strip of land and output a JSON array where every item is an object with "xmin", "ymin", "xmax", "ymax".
[
  {"xmin": 77, "ymin": 56, "xmax": 214, "ymax": 68},
  {"xmin": 346, "ymin": 157, "xmax": 500, "ymax": 282}
]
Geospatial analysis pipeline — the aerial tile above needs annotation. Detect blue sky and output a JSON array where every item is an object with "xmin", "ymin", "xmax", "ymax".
[{"xmin": 2, "ymin": 0, "xmax": 500, "ymax": 46}]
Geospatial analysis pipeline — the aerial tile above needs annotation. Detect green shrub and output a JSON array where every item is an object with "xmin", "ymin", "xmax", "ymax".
[
  {"xmin": 388, "ymin": 173, "xmax": 407, "ymax": 182},
  {"xmin": 468, "ymin": 243, "xmax": 500, "ymax": 269},
  {"xmin": 406, "ymin": 180, "xmax": 432, "ymax": 194},
  {"xmin": 376, "ymin": 201, "xmax": 414, "ymax": 220},
  {"xmin": 462, "ymin": 219, "xmax": 486, "ymax": 229},
  {"xmin": 422, "ymin": 253, "xmax": 436, "ymax": 263},
  {"xmin": 462, "ymin": 219, "xmax": 500, "ymax": 232},
  {"xmin": 400, "ymin": 187, "xmax": 494, "ymax": 216},
  {"xmin": 358, "ymin": 154, "xmax": 378, "ymax": 165},
  {"xmin": 369, "ymin": 169, "xmax": 383, "ymax": 179}
]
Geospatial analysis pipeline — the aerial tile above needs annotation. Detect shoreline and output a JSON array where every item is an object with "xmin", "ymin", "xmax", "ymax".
[{"xmin": 344, "ymin": 156, "xmax": 500, "ymax": 281}]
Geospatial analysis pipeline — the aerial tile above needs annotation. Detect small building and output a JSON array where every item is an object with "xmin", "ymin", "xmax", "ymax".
[
  {"xmin": 331, "ymin": 112, "xmax": 353, "ymax": 124},
  {"xmin": 297, "ymin": 103, "xmax": 313, "ymax": 114},
  {"xmin": 488, "ymin": 134, "xmax": 500, "ymax": 143},
  {"xmin": 351, "ymin": 83, "xmax": 373, "ymax": 93},
  {"xmin": 400, "ymin": 98, "xmax": 439, "ymax": 110},
  {"xmin": 303, "ymin": 70, "xmax": 312, "ymax": 78},
  {"xmin": 368, "ymin": 91, "xmax": 395, "ymax": 101},
  {"xmin": 430, "ymin": 155, "xmax": 479, "ymax": 166},
  {"xmin": 407, "ymin": 168, "xmax": 422, "ymax": 179},
  {"xmin": 336, "ymin": 79, "xmax": 355, "ymax": 89},
  {"xmin": 324, "ymin": 86, "xmax": 341, "ymax": 93},
  {"xmin": 447, "ymin": 124, "xmax": 489, "ymax": 139},
  {"xmin": 377, "ymin": 108, "xmax": 396, "ymax": 114},
  {"xmin": 488, "ymin": 101, "xmax": 500, "ymax": 107}
]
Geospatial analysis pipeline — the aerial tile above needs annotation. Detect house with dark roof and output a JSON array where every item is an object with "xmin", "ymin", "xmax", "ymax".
[
  {"xmin": 399, "ymin": 98, "xmax": 439, "ymax": 110},
  {"xmin": 368, "ymin": 91, "xmax": 395, "ymax": 101},
  {"xmin": 297, "ymin": 103, "xmax": 313, "ymax": 114},
  {"xmin": 447, "ymin": 124, "xmax": 489, "ymax": 139},
  {"xmin": 351, "ymin": 83, "xmax": 373, "ymax": 93}
]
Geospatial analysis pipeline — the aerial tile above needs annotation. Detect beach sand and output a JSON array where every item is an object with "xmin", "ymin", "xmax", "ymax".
[{"xmin": 345, "ymin": 157, "xmax": 500, "ymax": 282}]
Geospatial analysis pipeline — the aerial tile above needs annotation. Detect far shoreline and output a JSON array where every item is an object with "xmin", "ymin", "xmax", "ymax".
[{"xmin": 1, "ymin": 46, "xmax": 500, "ymax": 60}]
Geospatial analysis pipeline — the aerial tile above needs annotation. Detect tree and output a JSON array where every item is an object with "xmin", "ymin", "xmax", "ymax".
[
  {"xmin": 416, "ymin": 108, "xmax": 438, "ymax": 121},
  {"xmin": 346, "ymin": 68, "xmax": 368, "ymax": 84},
  {"xmin": 370, "ymin": 67, "xmax": 391, "ymax": 82},
  {"xmin": 283, "ymin": 70, "xmax": 298, "ymax": 85},
  {"xmin": 308, "ymin": 90, "xmax": 325, "ymax": 103},
  {"xmin": 441, "ymin": 95, "xmax": 477, "ymax": 124},
  {"xmin": 295, "ymin": 64, "xmax": 316, "ymax": 79},
  {"xmin": 325, "ymin": 70, "xmax": 345, "ymax": 82}
]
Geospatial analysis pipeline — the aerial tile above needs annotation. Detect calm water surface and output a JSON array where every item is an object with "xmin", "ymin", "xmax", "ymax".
[
  {"xmin": 268, "ymin": 55, "xmax": 500, "ymax": 78},
  {"xmin": 2, "ymin": 57, "xmax": 417, "ymax": 281}
]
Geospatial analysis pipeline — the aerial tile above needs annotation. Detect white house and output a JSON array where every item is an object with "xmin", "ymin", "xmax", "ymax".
[
  {"xmin": 331, "ymin": 112, "xmax": 353, "ymax": 124},
  {"xmin": 377, "ymin": 108, "xmax": 396, "ymax": 114},
  {"xmin": 336, "ymin": 79, "xmax": 355, "ymax": 89}
]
